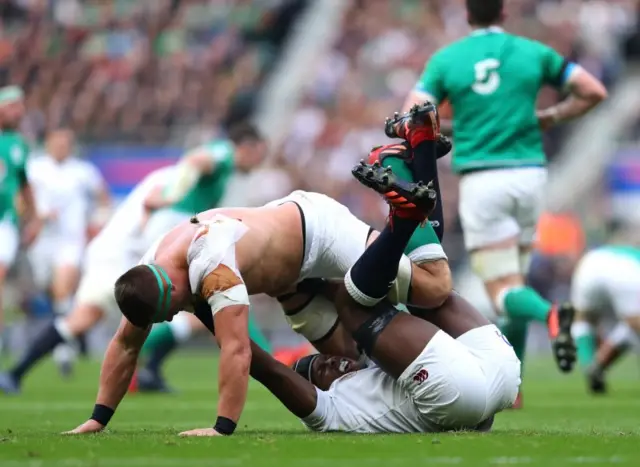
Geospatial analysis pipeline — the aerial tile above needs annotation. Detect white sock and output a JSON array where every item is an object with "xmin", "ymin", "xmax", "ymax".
[
  {"xmin": 344, "ymin": 268, "xmax": 383, "ymax": 307},
  {"xmin": 54, "ymin": 298, "xmax": 74, "ymax": 317}
]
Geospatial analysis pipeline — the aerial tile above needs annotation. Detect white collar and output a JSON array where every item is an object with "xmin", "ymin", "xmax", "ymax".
[{"xmin": 470, "ymin": 26, "xmax": 504, "ymax": 36}]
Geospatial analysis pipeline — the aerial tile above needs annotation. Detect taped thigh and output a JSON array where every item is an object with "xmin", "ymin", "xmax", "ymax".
[{"xmin": 470, "ymin": 246, "xmax": 520, "ymax": 282}]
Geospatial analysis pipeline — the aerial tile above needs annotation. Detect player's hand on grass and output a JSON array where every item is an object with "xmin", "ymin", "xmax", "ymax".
[
  {"xmin": 62, "ymin": 419, "xmax": 105, "ymax": 435},
  {"xmin": 179, "ymin": 428, "xmax": 223, "ymax": 437}
]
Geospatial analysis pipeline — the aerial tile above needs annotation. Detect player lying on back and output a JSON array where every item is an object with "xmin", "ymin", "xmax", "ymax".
[
  {"xmin": 402, "ymin": 0, "xmax": 607, "ymax": 398},
  {"xmin": 570, "ymin": 245, "xmax": 640, "ymax": 393},
  {"xmin": 0, "ymin": 123, "xmax": 267, "ymax": 394},
  {"xmin": 250, "ymin": 291, "xmax": 516, "ymax": 434}
]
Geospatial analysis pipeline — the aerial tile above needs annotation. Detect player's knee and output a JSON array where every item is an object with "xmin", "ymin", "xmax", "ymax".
[
  {"xmin": 407, "ymin": 259, "xmax": 452, "ymax": 308},
  {"xmin": 470, "ymin": 246, "xmax": 520, "ymax": 283},
  {"xmin": 281, "ymin": 290, "xmax": 339, "ymax": 343}
]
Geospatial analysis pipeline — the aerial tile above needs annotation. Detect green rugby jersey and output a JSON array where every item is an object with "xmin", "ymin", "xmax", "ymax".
[
  {"xmin": 0, "ymin": 131, "xmax": 29, "ymax": 224},
  {"xmin": 414, "ymin": 27, "xmax": 576, "ymax": 174},
  {"xmin": 171, "ymin": 139, "xmax": 235, "ymax": 214}
]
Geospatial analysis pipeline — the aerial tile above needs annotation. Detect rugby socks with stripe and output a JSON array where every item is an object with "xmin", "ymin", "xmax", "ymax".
[{"xmin": 347, "ymin": 217, "xmax": 421, "ymax": 306}]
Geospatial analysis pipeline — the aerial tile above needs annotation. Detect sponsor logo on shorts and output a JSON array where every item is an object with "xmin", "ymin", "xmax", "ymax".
[
  {"xmin": 412, "ymin": 368, "xmax": 429, "ymax": 384},
  {"xmin": 429, "ymin": 221, "xmax": 440, "ymax": 228}
]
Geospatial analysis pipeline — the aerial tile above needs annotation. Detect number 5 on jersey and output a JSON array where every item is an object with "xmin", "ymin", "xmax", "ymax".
[{"xmin": 472, "ymin": 59, "xmax": 500, "ymax": 95}]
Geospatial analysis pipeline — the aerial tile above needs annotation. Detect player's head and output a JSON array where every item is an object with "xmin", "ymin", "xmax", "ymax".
[
  {"xmin": 46, "ymin": 128, "xmax": 75, "ymax": 161},
  {"xmin": 293, "ymin": 354, "xmax": 365, "ymax": 390},
  {"xmin": 466, "ymin": 0, "xmax": 504, "ymax": 27},
  {"xmin": 228, "ymin": 121, "xmax": 267, "ymax": 173},
  {"xmin": 114, "ymin": 264, "xmax": 186, "ymax": 328},
  {"xmin": 0, "ymin": 86, "xmax": 25, "ymax": 130}
]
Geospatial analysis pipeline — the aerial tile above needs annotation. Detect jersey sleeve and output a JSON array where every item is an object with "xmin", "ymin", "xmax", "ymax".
[
  {"xmin": 414, "ymin": 52, "xmax": 447, "ymax": 104},
  {"xmin": 538, "ymin": 42, "xmax": 577, "ymax": 89},
  {"xmin": 82, "ymin": 162, "xmax": 106, "ymax": 197},
  {"xmin": 301, "ymin": 387, "xmax": 339, "ymax": 432},
  {"xmin": 15, "ymin": 140, "xmax": 30, "ymax": 185},
  {"xmin": 187, "ymin": 218, "xmax": 250, "ymax": 315}
]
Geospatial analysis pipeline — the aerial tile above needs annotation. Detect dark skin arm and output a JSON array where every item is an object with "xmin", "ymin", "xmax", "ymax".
[
  {"xmin": 249, "ymin": 341, "xmax": 318, "ymax": 419},
  {"xmin": 192, "ymin": 299, "xmax": 318, "ymax": 420}
]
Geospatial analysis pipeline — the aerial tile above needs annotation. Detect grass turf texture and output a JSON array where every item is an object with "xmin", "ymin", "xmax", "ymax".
[{"xmin": 0, "ymin": 354, "xmax": 639, "ymax": 467}]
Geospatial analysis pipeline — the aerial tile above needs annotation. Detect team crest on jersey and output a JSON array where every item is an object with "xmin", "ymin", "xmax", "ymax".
[{"xmin": 412, "ymin": 366, "xmax": 429, "ymax": 384}]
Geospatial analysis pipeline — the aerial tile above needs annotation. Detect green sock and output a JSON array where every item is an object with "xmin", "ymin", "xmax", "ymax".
[
  {"xmin": 572, "ymin": 323, "xmax": 596, "ymax": 369},
  {"xmin": 141, "ymin": 323, "xmax": 176, "ymax": 357},
  {"xmin": 248, "ymin": 313, "xmax": 272, "ymax": 354},
  {"xmin": 502, "ymin": 286, "xmax": 552, "ymax": 323},
  {"xmin": 499, "ymin": 316, "xmax": 529, "ymax": 370}
]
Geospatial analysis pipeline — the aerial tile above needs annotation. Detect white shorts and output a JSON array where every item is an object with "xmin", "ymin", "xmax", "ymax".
[
  {"xmin": 75, "ymin": 252, "xmax": 139, "ymax": 318},
  {"xmin": 459, "ymin": 167, "xmax": 547, "ymax": 250},
  {"xmin": 0, "ymin": 218, "xmax": 19, "ymax": 267},
  {"xmin": 572, "ymin": 249, "xmax": 640, "ymax": 319},
  {"xmin": 266, "ymin": 191, "xmax": 373, "ymax": 281},
  {"xmin": 28, "ymin": 232, "xmax": 85, "ymax": 290},
  {"xmin": 398, "ymin": 325, "xmax": 521, "ymax": 430}
]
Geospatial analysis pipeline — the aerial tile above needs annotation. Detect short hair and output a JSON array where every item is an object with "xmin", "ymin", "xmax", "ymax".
[
  {"xmin": 466, "ymin": 0, "xmax": 503, "ymax": 26},
  {"xmin": 227, "ymin": 121, "xmax": 262, "ymax": 145},
  {"xmin": 114, "ymin": 265, "xmax": 166, "ymax": 328}
]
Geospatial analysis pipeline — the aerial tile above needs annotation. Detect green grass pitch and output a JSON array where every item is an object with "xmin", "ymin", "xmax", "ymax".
[{"xmin": 1, "ymin": 354, "xmax": 639, "ymax": 467}]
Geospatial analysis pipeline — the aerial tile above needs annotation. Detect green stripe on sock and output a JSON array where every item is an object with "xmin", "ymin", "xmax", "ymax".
[{"xmin": 575, "ymin": 333, "xmax": 597, "ymax": 369}]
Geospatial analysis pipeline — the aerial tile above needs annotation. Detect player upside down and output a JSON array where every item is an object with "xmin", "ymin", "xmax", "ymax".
[{"xmin": 63, "ymin": 104, "xmax": 532, "ymax": 435}]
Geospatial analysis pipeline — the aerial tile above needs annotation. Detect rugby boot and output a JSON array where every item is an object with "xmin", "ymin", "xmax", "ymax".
[
  {"xmin": 436, "ymin": 134, "xmax": 452, "ymax": 159},
  {"xmin": 352, "ymin": 161, "xmax": 437, "ymax": 221},
  {"xmin": 0, "ymin": 371, "xmax": 20, "ymax": 395},
  {"xmin": 586, "ymin": 363, "xmax": 607, "ymax": 394},
  {"xmin": 136, "ymin": 367, "xmax": 175, "ymax": 393},
  {"xmin": 384, "ymin": 101, "xmax": 440, "ymax": 147},
  {"xmin": 547, "ymin": 303, "xmax": 577, "ymax": 373}
]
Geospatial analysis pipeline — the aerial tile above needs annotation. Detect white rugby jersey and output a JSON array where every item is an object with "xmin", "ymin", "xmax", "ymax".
[
  {"xmin": 302, "ymin": 365, "xmax": 435, "ymax": 434},
  {"xmin": 28, "ymin": 155, "xmax": 105, "ymax": 239},
  {"xmin": 87, "ymin": 167, "xmax": 173, "ymax": 260}
]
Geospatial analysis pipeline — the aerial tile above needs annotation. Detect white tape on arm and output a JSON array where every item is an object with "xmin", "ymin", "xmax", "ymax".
[{"xmin": 208, "ymin": 284, "xmax": 250, "ymax": 315}]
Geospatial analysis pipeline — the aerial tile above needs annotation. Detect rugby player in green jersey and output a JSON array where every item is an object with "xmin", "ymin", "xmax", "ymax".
[
  {"xmin": 402, "ymin": 0, "xmax": 607, "ymax": 405},
  {"xmin": 0, "ymin": 86, "xmax": 39, "ymax": 356}
]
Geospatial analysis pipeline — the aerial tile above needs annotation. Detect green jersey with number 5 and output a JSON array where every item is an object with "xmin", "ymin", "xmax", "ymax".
[{"xmin": 414, "ymin": 27, "xmax": 576, "ymax": 174}]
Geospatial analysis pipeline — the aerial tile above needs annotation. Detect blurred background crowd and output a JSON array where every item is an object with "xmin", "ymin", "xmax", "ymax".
[{"xmin": 2, "ymin": 0, "xmax": 640, "ymax": 350}]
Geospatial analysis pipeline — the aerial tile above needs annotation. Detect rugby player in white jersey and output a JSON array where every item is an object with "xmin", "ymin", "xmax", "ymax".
[
  {"xmin": 64, "ymin": 104, "xmax": 519, "ymax": 436},
  {"xmin": 570, "ymin": 245, "xmax": 640, "ymax": 394},
  {"xmin": 27, "ymin": 129, "xmax": 111, "ymax": 375},
  {"xmin": 0, "ymin": 124, "xmax": 266, "ymax": 393}
]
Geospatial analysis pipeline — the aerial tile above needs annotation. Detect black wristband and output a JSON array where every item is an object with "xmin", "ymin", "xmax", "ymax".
[
  {"xmin": 214, "ymin": 416, "xmax": 237, "ymax": 435},
  {"xmin": 91, "ymin": 404, "xmax": 115, "ymax": 426}
]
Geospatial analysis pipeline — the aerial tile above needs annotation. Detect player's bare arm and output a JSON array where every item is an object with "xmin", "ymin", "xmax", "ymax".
[
  {"xmin": 537, "ymin": 67, "xmax": 608, "ymax": 129},
  {"xmin": 64, "ymin": 317, "xmax": 149, "ymax": 434}
]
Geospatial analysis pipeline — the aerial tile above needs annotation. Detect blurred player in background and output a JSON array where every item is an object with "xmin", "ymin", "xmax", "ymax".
[
  {"xmin": 0, "ymin": 86, "xmax": 40, "ymax": 357},
  {"xmin": 0, "ymin": 122, "xmax": 267, "ymax": 393},
  {"xmin": 402, "ymin": 0, "xmax": 607, "ymax": 403},
  {"xmin": 27, "ymin": 129, "xmax": 112, "ymax": 376},
  {"xmin": 570, "ymin": 245, "xmax": 640, "ymax": 394}
]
